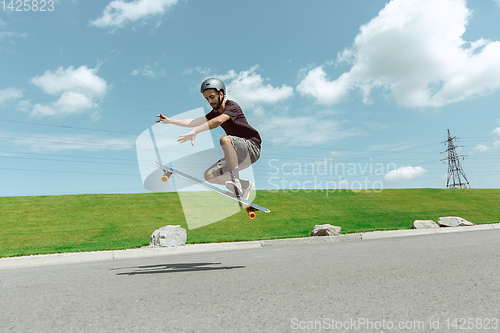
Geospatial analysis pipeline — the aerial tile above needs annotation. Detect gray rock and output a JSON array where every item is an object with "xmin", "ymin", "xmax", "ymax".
[
  {"xmin": 437, "ymin": 217, "xmax": 474, "ymax": 227},
  {"xmin": 412, "ymin": 220, "xmax": 439, "ymax": 229},
  {"xmin": 311, "ymin": 224, "xmax": 341, "ymax": 236},
  {"xmin": 150, "ymin": 225, "xmax": 187, "ymax": 247}
]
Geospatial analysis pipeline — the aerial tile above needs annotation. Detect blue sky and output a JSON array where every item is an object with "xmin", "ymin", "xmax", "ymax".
[{"xmin": 1, "ymin": 0, "xmax": 500, "ymax": 197}]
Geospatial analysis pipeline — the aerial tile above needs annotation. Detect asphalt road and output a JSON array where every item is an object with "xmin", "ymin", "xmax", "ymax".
[{"xmin": 1, "ymin": 230, "xmax": 499, "ymax": 332}]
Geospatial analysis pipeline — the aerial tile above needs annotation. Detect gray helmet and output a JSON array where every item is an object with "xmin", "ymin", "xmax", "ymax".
[{"xmin": 200, "ymin": 78, "xmax": 225, "ymax": 95}]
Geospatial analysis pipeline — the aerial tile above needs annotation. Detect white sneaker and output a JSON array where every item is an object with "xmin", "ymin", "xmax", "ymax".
[
  {"xmin": 241, "ymin": 181, "xmax": 254, "ymax": 201},
  {"xmin": 225, "ymin": 179, "xmax": 243, "ymax": 197},
  {"xmin": 226, "ymin": 180, "xmax": 255, "ymax": 201}
]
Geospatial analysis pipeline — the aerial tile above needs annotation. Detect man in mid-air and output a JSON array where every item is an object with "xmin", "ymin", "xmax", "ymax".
[{"xmin": 156, "ymin": 78, "xmax": 261, "ymax": 200}]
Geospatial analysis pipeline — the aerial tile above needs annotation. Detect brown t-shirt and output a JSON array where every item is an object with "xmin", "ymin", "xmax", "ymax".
[{"xmin": 205, "ymin": 100, "xmax": 261, "ymax": 149}]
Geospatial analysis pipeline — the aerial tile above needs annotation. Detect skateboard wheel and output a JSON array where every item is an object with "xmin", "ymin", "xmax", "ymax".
[
  {"xmin": 248, "ymin": 212, "xmax": 256, "ymax": 220},
  {"xmin": 161, "ymin": 176, "xmax": 169, "ymax": 183},
  {"xmin": 246, "ymin": 206, "xmax": 257, "ymax": 213}
]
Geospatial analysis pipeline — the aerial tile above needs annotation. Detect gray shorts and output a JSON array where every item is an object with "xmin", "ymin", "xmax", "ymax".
[{"xmin": 206, "ymin": 136, "xmax": 261, "ymax": 177}]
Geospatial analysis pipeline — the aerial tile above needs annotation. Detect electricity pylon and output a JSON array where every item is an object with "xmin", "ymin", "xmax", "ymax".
[{"xmin": 441, "ymin": 129, "xmax": 470, "ymax": 188}]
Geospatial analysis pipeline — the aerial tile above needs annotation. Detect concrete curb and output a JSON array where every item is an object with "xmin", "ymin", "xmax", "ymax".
[
  {"xmin": 0, "ymin": 241, "xmax": 262, "ymax": 269},
  {"xmin": 1, "ymin": 223, "xmax": 499, "ymax": 269},
  {"xmin": 361, "ymin": 223, "xmax": 499, "ymax": 239}
]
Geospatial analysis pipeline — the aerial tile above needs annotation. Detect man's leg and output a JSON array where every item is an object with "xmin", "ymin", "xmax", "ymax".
[
  {"xmin": 203, "ymin": 136, "xmax": 238, "ymax": 185},
  {"xmin": 205, "ymin": 136, "xmax": 256, "ymax": 199},
  {"xmin": 204, "ymin": 166, "xmax": 230, "ymax": 185},
  {"xmin": 220, "ymin": 136, "xmax": 241, "ymax": 184},
  {"xmin": 220, "ymin": 136, "xmax": 255, "ymax": 199}
]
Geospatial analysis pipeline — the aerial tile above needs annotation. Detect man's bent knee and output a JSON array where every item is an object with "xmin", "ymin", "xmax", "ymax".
[
  {"xmin": 204, "ymin": 170, "xmax": 213, "ymax": 182},
  {"xmin": 220, "ymin": 136, "xmax": 232, "ymax": 146}
]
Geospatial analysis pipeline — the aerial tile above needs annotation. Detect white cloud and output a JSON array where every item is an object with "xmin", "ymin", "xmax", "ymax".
[
  {"xmin": 258, "ymin": 115, "xmax": 364, "ymax": 147},
  {"xmin": 30, "ymin": 65, "xmax": 106, "ymax": 96},
  {"xmin": 473, "ymin": 127, "xmax": 500, "ymax": 152},
  {"xmin": 474, "ymin": 144, "xmax": 489, "ymax": 153},
  {"xmin": 16, "ymin": 100, "xmax": 32, "ymax": 112},
  {"xmin": 131, "ymin": 63, "xmax": 165, "ymax": 78},
  {"xmin": 219, "ymin": 66, "xmax": 294, "ymax": 109},
  {"xmin": 0, "ymin": 87, "xmax": 23, "ymax": 104},
  {"xmin": 297, "ymin": 66, "xmax": 350, "ymax": 105},
  {"xmin": 0, "ymin": 31, "xmax": 28, "ymax": 42},
  {"xmin": 90, "ymin": 0, "xmax": 178, "ymax": 30},
  {"xmin": 206, "ymin": 66, "xmax": 362, "ymax": 146},
  {"xmin": 182, "ymin": 67, "xmax": 211, "ymax": 77},
  {"xmin": 384, "ymin": 166, "xmax": 427, "ymax": 184},
  {"xmin": 297, "ymin": 0, "xmax": 500, "ymax": 108},
  {"xmin": 0, "ymin": 130, "xmax": 135, "ymax": 153},
  {"xmin": 28, "ymin": 65, "xmax": 108, "ymax": 117}
]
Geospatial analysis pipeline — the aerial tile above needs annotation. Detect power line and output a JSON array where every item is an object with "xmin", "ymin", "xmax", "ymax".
[
  {"xmin": 0, "ymin": 150, "xmax": 136, "ymax": 162},
  {"xmin": 0, "ymin": 167, "xmax": 137, "ymax": 177},
  {"xmin": 0, "ymin": 118, "xmax": 138, "ymax": 135},
  {"xmin": 0, "ymin": 133, "xmax": 136, "ymax": 150}
]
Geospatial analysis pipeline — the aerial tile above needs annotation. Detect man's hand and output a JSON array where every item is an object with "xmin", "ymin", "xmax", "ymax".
[
  {"xmin": 156, "ymin": 113, "xmax": 170, "ymax": 124},
  {"xmin": 177, "ymin": 131, "xmax": 197, "ymax": 146}
]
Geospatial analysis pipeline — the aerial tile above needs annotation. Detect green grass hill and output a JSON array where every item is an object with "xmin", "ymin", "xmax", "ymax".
[{"xmin": 1, "ymin": 188, "xmax": 499, "ymax": 258}]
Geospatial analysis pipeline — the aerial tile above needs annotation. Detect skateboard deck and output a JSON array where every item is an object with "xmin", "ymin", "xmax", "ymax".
[{"xmin": 153, "ymin": 161, "xmax": 270, "ymax": 219}]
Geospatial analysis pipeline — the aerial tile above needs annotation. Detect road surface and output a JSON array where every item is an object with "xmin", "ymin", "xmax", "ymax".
[{"xmin": 1, "ymin": 230, "xmax": 499, "ymax": 332}]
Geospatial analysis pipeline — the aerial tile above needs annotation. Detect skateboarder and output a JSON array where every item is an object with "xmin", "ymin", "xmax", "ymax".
[{"xmin": 156, "ymin": 78, "xmax": 261, "ymax": 200}]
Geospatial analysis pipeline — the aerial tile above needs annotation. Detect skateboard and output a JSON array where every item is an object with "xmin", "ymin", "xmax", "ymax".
[{"xmin": 153, "ymin": 161, "xmax": 270, "ymax": 219}]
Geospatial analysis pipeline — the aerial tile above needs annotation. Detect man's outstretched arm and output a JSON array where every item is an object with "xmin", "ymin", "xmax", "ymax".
[
  {"xmin": 156, "ymin": 113, "xmax": 207, "ymax": 127},
  {"xmin": 177, "ymin": 114, "xmax": 230, "ymax": 146}
]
